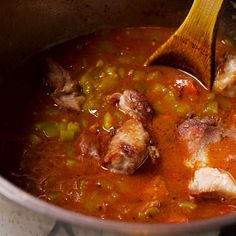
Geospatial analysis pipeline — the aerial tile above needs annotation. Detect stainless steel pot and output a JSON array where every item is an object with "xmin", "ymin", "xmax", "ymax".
[{"xmin": 0, "ymin": 1, "xmax": 236, "ymax": 235}]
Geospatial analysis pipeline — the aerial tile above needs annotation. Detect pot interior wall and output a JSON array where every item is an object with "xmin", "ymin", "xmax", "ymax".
[{"xmin": 0, "ymin": 0, "xmax": 194, "ymax": 76}]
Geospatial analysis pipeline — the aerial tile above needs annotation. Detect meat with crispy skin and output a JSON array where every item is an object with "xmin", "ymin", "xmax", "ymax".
[
  {"xmin": 107, "ymin": 89, "xmax": 153, "ymax": 122},
  {"xmin": 189, "ymin": 167, "xmax": 236, "ymax": 200},
  {"xmin": 214, "ymin": 55, "xmax": 236, "ymax": 97},
  {"xmin": 104, "ymin": 119, "xmax": 159, "ymax": 174},
  {"xmin": 177, "ymin": 116, "xmax": 223, "ymax": 168},
  {"xmin": 46, "ymin": 59, "xmax": 85, "ymax": 111}
]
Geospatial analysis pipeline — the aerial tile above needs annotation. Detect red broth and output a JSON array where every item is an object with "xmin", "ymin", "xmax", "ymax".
[{"xmin": 9, "ymin": 27, "xmax": 236, "ymax": 222}]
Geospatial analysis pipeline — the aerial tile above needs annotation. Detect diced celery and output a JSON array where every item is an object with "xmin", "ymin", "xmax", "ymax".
[
  {"xmin": 35, "ymin": 121, "xmax": 59, "ymax": 138},
  {"xmin": 105, "ymin": 66, "xmax": 116, "ymax": 75},
  {"xmin": 58, "ymin": 122, "xmax": 67, "ymax": 131},
  {"xmin": 139, "ymin": 206, "xmax": 160, "ymax": 218},
  {"xmin": 59, "ymin": 122, "xmax": 80, "ymax": 142},
  {"xmin": 79, "ymin": 73, "xmax": 93, "ymax": 95},
  {"xmin": 28, "ymin": 134, "xmax": 42, "ymax": 145},
  {"xmin": 208, "ymin": 92, "xmax": 215, "ymax": 100},
  {"xmin": 174, "ymin": 103, "xmax": 190, "ymax": 115},
  {"xmin": 67, "ymin": 122, "xmax": 80, "ymax": 133},
  {"xmin": 147, "ymin": 71, "xmax": 161, "ymax": 81},
  {"xmin": 96, "ymin": 76, "xmax": 119, "ymax": 91},
  {"xmin": 133, "ymin": 70, "xmax": 145, "ymax": 81},
  {"xmin": 164, "ymin": 90, "xmax": 176, "ymax": 103},
  {"xmin": 203, "ymin": 101, "xmax": 218, "ymax": 114},
  {"xmin": 85, "ymin": 191, "xmax": 103, "ymax": 213},
  {"xmin": 152, "ymin": 83, "xmax": 167, "ymax": 93},
  {"xmin": 83, "ymin": 96, "xmax": 100, "ymax": 111},
  {"xmin": 103, "ymin": 112, "xmax": 113, "ymax": 130},
  {"xmin": 60, "ymin": 129, "xmax": 75, "ymax": 142},
  {"xmin": 138, "ymin": 200, "xmax": 160, "ymax": 220},
  {"xmin": 66, "ymin": 159, "xmax": 78, "ymax": 168},
  {"xmin": 47, "ymin": 191, "xmax": 61, "ymax": 201},
  {"xmin": 179, "ymin": 201, "xmax": 197, "ymax": 212}
]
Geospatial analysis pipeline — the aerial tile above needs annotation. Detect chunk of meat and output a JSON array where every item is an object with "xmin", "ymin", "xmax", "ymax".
[
  {"xmin": 214, "ymin": 55, "xmax": 236, "ymax": 97},
  {"xmin": 178, "ymin": 116, "xmax": 223, "ymax": 168},
  {"xmin": 46, "ymin": 59, "xmax": 85, "ymax": 111},
  {"xmin": 104, "ymin": 119, "xmax": 158, "ymax": 174},
  {"xmin": 189, "ymin": 167, "xmax": 236, "ymax": 200},
  {"xmin": 107, "ymin": 89, "xmax": 153, "ymax": 122},
  {"xmin": 78, "ymin": 130, "xmax": 100, "ymax": 159}
]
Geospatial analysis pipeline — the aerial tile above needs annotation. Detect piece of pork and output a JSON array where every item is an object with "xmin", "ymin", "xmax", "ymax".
[
  {"xmin": 178, "ymin": 116, "xmax": 223, "ymax": 168},
  {"xmin": 78, "ymin": 130, "xmax": 100, "ymax": 159},
  {"xmin": 46, "ymin": 59, "xmax": 85, "ymax": 111},
  {"xmin": 189, "ymin": 167, "xmax": 236, "ymax": 200},
  {"xmin": 107, "ymin": 89, "xmax": 153, "ymax": 122},
  {"xmin": 214, "ymin": 55, "xmax": 236, "ymax": 97},
  {"xmin": 104, "ymin": 119, "xmax": 159, "ymax": 175}
]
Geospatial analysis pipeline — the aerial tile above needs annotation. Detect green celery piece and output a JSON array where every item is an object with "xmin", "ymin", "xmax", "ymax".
[
  {"xmin": 179, "ymin": 201, "xmax": 197, "ymax": 212},
  {"xmin": 28, "ymin": 134, "xmax": 42, "ymax": 145},
  {"xmin": 35, "ymin": 121, "xmax": 59, "ymax": 138},
  {"xmin": 66, "ymin": 159, "xmax": 78, "ymax": 168},
  {"xmin": 60, "ymin": 129, "xmax": 75, "ymax": 142},
  {"xmin": 103, "ymin": 112, "xmax": 113, "ymax": 130},
  {"xmin": 203, "ymin": 101, "xmax": 218, "ymax": 114}
]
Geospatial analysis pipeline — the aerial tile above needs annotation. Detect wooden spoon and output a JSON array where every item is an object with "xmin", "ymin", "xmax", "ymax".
[{"xmin": 145, "ymin": 0, "xmax": 225, "ymax": 90}]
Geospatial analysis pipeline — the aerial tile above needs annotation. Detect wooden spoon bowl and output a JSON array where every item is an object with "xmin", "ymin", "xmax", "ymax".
[{"xmin": 145, "ymin": 0, "xmax": 226, "ymax": 90}]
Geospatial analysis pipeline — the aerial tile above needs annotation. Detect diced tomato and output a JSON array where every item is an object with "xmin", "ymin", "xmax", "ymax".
[{"xmin": 174, "ymin": 79, "xmax": 198, "ymax": 96}]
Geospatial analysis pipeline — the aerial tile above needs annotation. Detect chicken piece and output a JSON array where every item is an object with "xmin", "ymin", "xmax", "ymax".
[
  {"xmin": 107, "ymin": 89, "xmax": 153, "ymax": 122},
  {"xmin": 46, "ymin": 59, "xmax": 85, "ymax": 111},
  {"xmin": 178, "ymin": 116, "xmax": 222, "ymax": 168},
  {"xmin": 78, "ymin": 130, "xmax": 100, "ymax": 159},
  {"xmin": 214, "ymin": 55, "xmax": 236, "ymax": 97},
  {"xmin": 189, "ymin": 167, "xmax": 236, "ymax": 200},
  {"xmin": 104, "ymin": 119, "xmax": 159, "ymax": 174}
]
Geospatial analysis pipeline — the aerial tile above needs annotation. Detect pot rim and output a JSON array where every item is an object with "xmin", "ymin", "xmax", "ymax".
[{"xmin": 0, "ymin": 175, "xmax": 235, "ymax": 235}]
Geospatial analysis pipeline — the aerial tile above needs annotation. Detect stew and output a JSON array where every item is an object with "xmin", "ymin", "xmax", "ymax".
[{"xmin": 8, "ymin": 27, "xmax": 236, "ymax": 223}]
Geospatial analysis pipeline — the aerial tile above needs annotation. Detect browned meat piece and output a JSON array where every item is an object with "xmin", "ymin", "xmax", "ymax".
[
  {"xmin": 189, "ymin": 167, "xmax": 236, "ymax": 200},
  {"xmin": 104, "ymin": 119, "xmax": 158, "ymax": 174},
  {"xmin": 78, "ymin": 130, "xmax": 100, "ymax": 159},
  {"xmin": 107, "ymin": 89, "xmax": 153, "ymax": 122},
  {"xmin": 214, "ymin": 55, "xmax": 236, "ymax": 97},
  {"xmin": 178, "ymin": 116, "xmax": 222, "ymax": 168},
  {"xmin": 46, "ymin": 59, "xmax": 85, "ymax": 111}
]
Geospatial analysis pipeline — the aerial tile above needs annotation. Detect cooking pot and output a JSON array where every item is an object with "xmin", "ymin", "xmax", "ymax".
[{"xmin": 0, "ymin": 0, "xmax": 236, "ymax": 235}]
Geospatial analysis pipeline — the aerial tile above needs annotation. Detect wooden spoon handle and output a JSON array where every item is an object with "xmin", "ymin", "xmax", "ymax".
[{"xmin": 179, "ymin": 0, "xmax": 225, "ymax": 45}]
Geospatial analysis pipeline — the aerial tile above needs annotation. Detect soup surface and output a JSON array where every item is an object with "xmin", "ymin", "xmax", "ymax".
[{"xmin": 9, "ymin": 27, "xmax": 236, "ymax": 223}]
